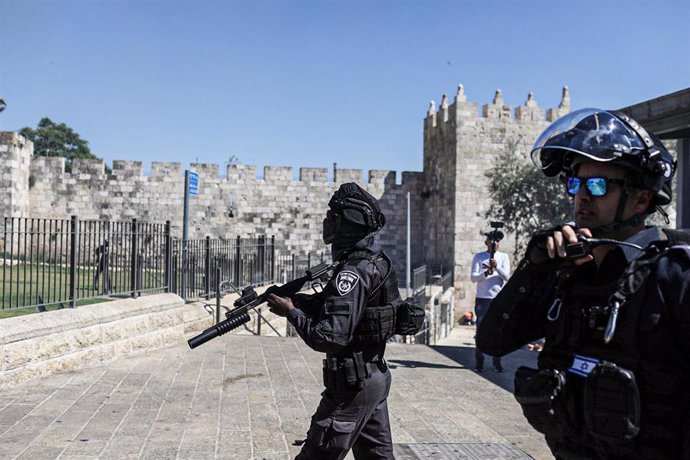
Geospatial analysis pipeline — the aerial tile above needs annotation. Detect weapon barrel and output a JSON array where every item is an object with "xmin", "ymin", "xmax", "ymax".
[
  {"xmin": 187, "ymin": 309, "xmax": 252, "ymax": 349},
  {"xmin": 188, "ymin": 327, "xmax": 220, "ymax": 349}
]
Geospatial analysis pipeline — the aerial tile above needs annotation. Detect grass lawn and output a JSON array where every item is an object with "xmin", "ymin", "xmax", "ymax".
[
  {"xmin": 1, "ymin": 261, "xmax": 163, "ymax": 315},
  {"xmin": 0, "ymin": 297, "xmax": 112, "ymax": 319}
]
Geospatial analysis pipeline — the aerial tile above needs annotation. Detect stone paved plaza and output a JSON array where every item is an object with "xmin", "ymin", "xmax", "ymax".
[{"xmin": 0, "ymin": 326, "xmax": 552, "ymax": 459}]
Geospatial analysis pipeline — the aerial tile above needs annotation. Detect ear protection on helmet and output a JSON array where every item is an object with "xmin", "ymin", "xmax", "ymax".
[
  {"xmin": 612, "ymin": 111, "xmax": 675, "ymax": 202},
  {"xmin": 331, "ymin": 195, "xmax": 386, "ymax": 233}
]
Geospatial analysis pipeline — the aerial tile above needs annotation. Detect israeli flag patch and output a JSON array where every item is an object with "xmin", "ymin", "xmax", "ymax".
[
  {"xmin": 569, "ymin": 354, "xmax": 599, "ymax": 377},
  {"xmin": 335, "ymin": 270, "xmax": 359, "ymax": 296}
]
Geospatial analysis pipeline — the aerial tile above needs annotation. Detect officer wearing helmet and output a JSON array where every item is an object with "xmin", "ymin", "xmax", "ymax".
[
  {"xmin": 267, "ymin": 182, "xmax": 399, "ymax": 459},
  {"xmin": 476, "ymin": 109, "xmax": 690, "ymax": 459}
]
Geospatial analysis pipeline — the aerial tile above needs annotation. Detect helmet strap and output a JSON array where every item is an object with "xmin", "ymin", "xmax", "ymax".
[
  {"xmin": 590, "ymin": 186, "xmax": 645, "ymax": 238},
  {"xmin": 614, "ymin": 186, "xmax": 630, "ymax": 224}
]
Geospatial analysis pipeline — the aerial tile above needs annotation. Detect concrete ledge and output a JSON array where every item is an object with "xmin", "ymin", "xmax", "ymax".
[{"xmin": 0, "ymin": 293, "xmax": 186, "ymax": 388}]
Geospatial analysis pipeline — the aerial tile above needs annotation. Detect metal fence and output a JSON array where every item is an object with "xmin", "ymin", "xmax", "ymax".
[
  {"xmin": 404, "ymin": 264, "xmax": 454, "ymax": 345},
  {"xmin": 1, "ymin": 214, "xmax": 457, "ymax": 334},
  {"xmin": 1, "ymin": 216, "xmax": 281, "ymax": 311},
  {"xmin": 171, "ymin": 235, "xmax": 276, "ymax": 300},
  {"xmin": 1, "ymin": 216, "xmax": 171, "ymax": 310},
  {"xmin": 275, "ymin": 251, "xmax": 329, "ymax": 284},
  {"xmin": 434, "ymin": 270, "xmax": 453, "ymax": 291},
  {"xmin": 412, "ymin": 265, "xmax": 427, "ymax": 294}
]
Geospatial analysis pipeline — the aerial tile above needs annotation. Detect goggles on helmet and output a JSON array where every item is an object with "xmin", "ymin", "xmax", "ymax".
[{"xmin": 565, "ymin": 176, "xmax": 627, "ymax": 198}]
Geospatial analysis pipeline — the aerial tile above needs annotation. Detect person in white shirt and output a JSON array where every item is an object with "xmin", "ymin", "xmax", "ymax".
[{"xmin": 470, "ymin": 232, "xmax": 510, "ymax": 372}]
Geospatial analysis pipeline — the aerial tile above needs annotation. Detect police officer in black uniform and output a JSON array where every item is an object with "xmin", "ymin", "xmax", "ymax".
[
  {"xmin": 267, "ymin": 182, "xmax": 399, "ymax": 460},
  {"xmin": 476, "ymin": 109, "xmax": 690, "ymax": 459}
]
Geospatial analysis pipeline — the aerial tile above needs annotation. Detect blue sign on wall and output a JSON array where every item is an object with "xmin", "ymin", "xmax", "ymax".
[{"xmin": 188, "ymin": 171, "xmax": 199, "ymax": 196}]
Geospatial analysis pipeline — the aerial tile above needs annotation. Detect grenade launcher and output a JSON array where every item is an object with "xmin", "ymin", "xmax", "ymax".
[{"xmin": 188, "ymin": 262, "xmax": 333, "ymax": 349}]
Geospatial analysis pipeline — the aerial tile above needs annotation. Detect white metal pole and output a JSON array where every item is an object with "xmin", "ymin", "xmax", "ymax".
[{"xmin": 182, "ymin": 170, "xmax": 190, "ymax": 301}]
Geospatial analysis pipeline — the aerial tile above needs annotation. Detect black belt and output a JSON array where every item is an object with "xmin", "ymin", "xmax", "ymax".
[{"xmin": 322, "ymin": 353, "xmax": 386, "ymax": 392}]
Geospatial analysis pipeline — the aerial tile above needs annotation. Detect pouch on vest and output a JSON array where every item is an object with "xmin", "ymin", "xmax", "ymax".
[
  {"xmin": 394, "ymin": 297, "xmax": 425, "ymax": 335},
  {"xmin": 514, "ymin": 366, "xmax": 567, "ymax": 436},
  {"xmin": 583, "ymin": 361, "xmax": 640, "ymax": 442},
  {"xmin": 356, "ymin": 303, "xmax": 396, "ymax": 344},
  {"xmin": 352, "ymin": 251, "xmax": 398, "ymax": 344}
]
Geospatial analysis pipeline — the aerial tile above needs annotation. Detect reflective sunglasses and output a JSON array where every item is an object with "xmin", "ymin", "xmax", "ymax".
[{"xmin": 565, "ymin": 176, "xmax": 627, "ymax": 197}]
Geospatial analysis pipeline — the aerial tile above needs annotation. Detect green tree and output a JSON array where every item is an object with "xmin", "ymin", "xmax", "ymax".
[
  {"xmin": 485, "ymin": 141, "xmax": 572, "ymax": 258},
  {"xmin": 19, "ymin": 118, "xmax": 102, "ymax": 173}
]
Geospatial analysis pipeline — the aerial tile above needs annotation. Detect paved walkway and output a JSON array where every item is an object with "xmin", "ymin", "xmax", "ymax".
[{"xmin": 0, "ymin": 326, "xmax": 552, "ymax": 459}]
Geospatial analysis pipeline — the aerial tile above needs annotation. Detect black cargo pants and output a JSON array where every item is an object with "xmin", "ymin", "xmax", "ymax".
[{"xmin": 296, "ymin": 363, "xmax": 393, "ymax": 460}]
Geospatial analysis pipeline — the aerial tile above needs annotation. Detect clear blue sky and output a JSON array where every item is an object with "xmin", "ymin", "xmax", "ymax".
[{"xmin": 1, "ymin": 0, "xmax": 688, "ymax": 178}]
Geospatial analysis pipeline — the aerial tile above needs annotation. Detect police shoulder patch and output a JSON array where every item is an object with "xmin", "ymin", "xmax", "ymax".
[{"xmin": 335, "ymin": 270, "xmax": 359, "ymax": 296}]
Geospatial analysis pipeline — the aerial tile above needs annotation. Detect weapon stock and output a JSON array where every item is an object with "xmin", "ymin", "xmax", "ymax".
[{"xmin": 188, "ymin": 262, "xmax": 332, "ymax": 349}]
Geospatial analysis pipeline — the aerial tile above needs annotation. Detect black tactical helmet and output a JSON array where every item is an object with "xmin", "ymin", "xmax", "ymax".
[
  {"xmin": 531, "ymin": 108, "xmax": 675, "ymax": 209},
  {"xmin": 323, "ymin": 183, "xmax": 385, "ymax": 245}
]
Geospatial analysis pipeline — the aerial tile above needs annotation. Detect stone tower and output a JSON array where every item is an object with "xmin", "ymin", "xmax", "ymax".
[
  {"xmin": 0, "ymin": 132, "xmax": 32, "ymax": 218},
  {"xmin": 422, "ymin": 85, "xmax": 571, "ymax": 307}
]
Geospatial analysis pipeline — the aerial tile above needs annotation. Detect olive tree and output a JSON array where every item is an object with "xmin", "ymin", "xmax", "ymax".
[
  {"xmin": 485, "ymin": 142, "xmax": 572, "ymax": 258},
  {"xmin": 19, "ymin": 118, "xmax": 105, "ymax": 173}
]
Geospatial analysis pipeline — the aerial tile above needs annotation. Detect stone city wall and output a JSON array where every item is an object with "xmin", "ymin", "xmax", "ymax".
[
  {"xmin": 0, "ymin": 134, "xmax": 426, "ymax": 278},
  {"xmin": 2, "ymin": 85, "xmax": 614, "ymax": 311}
]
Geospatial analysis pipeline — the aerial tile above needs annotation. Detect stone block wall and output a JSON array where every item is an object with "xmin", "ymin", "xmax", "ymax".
[{"xmin": 0, "ymin": 141, "xmax": 425, "ymax": 281}]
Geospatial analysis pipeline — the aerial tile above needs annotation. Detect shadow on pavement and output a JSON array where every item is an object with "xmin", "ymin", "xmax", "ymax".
[
  {"xmin": 387, "ymin": 359, "xmax": 465, "ymax": 370},
  {"xmin": 429, "ymin": 343, "xmax": 539, "ymax": 393}
]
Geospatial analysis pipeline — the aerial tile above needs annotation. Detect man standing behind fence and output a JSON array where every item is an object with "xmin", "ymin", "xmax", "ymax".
[
  {"xmin": 470, "ymin": 230, "xmax": 510, "ymax": 373},
  {"xmin": 267, "ymin": 182, "xmax": 398, "ymax": 459},
  {"xmin": 93, "ymin": 239, "xmax": 110, "ymax": 291}
]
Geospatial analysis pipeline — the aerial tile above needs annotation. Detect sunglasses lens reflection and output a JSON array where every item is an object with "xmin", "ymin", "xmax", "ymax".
[
  {"xmin": 566, "ymin": 177, "xmax": 581, "ymax": 196},
  {"xmin": 587, "ymin": 178, "xmax": 607, "ymax": 197},
  {"xmin": 566, "ymin": 177, "xmax": 609, "ymax": 197}
]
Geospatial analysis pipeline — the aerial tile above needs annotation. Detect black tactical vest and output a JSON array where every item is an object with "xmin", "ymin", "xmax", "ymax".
[
  {"xmin": 345, "ymin": 250, "xmax": 400, "ymax": 345},
  {"xmin": 517, "ymin": 231, "xmax": 690, "ymax": 459}
]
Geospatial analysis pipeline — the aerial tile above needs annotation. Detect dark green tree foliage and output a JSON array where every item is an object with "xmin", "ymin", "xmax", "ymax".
[
  {"xmin": 20, "ymin": 118, "xmax": 98, "ymax": 173},
  {"xmin": 485, "ymin": 142, "xmax": 572, "ymax": 258}
]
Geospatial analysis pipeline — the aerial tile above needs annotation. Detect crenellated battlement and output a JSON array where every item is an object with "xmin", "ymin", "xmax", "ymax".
[
  {"xmin": 151, "ymin": 162, "xmax": 182, "ymax": 178},
  {"xmin": 15, "ymin": 151, "xmax": 418, "ymax": 187},
  {"xmin": 73, "ymin": 158, "xmax": 106, "ymax": 176},
  {"xmin": 424, "ymin": 84, "xmax": 571, "ymax": 130},
  {"xmin": 299, "ymin": 167, "xmax": 328, "ymax": 182},
  {"xmin": 33, "ymin": 156, "xmax": 65, "ymax": 175},
  {"xmin": 112, "ymin": 160, "xmax": 144, "ymax": 177}
]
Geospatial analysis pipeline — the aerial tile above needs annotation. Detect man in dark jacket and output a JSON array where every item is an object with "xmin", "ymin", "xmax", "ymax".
[
  {"xmin": 267, "ymin": 182, "xmax": 398, "ymax": 460},
  {"xmin": 476, "ymin": 109, "xmax": 690, "ymax": 459}
]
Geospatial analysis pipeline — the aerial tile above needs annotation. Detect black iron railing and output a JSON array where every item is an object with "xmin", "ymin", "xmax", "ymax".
[
  {"xmin": 412, "ymin": 265, "xmax": 427, "ymax": 295},
  {"xmin": 275, "ymin": 251, "xmax": 328, "ymax": 283},
  {"xmin": 404, "ymin": 264, "xmax": 454, "ymax": 345},
  {"xmin": 1, "ymin": 217, "xmax": 171, "ymax": 310},
  {"xmin": 171, "ymin": 235, "xmax": 276, "ymax": 301},
  {"xmin": 1, "ymin": 216, "xmax": 283, "ymax": 311}
]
